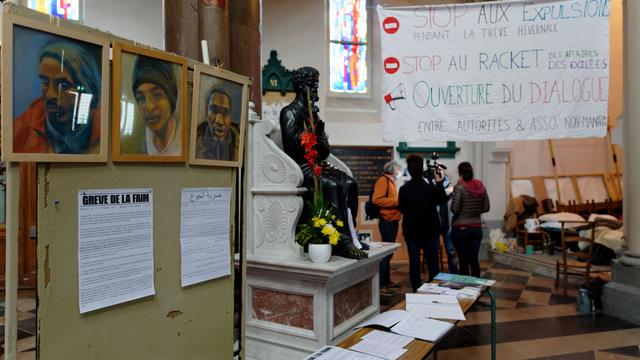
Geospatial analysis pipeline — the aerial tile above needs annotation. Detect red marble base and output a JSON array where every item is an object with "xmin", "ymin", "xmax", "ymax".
[{"xmin": 252, "ymin": 288, "xmax": 314, "ymax": 330}]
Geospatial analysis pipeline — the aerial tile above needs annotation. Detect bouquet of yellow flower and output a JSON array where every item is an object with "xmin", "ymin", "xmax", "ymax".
[{"xmin": 295, "ymin": 180, "xmax": 345, "ymax": 247}]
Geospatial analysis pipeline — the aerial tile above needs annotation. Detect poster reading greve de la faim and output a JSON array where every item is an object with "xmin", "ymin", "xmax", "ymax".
[{"xmin": 377, "ymin": 0, "xmax": 610, "ymax": 142}]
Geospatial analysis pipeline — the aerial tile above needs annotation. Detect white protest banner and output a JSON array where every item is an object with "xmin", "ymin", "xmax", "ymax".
[{"xmin": 377, "ymin": 0, "xmax": 610, "ymax": 142}]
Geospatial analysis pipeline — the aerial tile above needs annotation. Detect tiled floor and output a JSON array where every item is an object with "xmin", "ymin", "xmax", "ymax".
[
  {"xmin": 0, "ymin": 292, "xmax": 37, "ymax": 360},
  {"xmin": 381, "ymin": 260, "xmax": 640, "ymax": 359},
  {"xmin": 2, "ymin": 261, "xmax": 639, "ymax": 359}
]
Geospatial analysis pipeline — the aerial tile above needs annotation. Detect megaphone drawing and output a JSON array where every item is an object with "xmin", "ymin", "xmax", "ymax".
[{"xmin": 383, "ymin": 83, "xmax": 406, "ymax": 111}]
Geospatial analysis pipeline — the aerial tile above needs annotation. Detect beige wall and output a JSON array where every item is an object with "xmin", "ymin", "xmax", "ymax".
[
  {"xmin": 510, "ymin": 0, "xmax": 624, "ymax": 179},
  {"xmin": 83, "ymin": 0, "xmax": 164, "ymax": 49},
  {"xmin": 510, "ymin": 138, "xmax": 619, "ymax": 177}
]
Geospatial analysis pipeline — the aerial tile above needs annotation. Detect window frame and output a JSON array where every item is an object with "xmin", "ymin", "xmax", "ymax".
[
  {"xmin": 26, "ymin": 0, "xmax": 84, "ymax": 23},
  {"xmin": 326, "ymin": 0, "xmax": 371, "ymax": 99}
]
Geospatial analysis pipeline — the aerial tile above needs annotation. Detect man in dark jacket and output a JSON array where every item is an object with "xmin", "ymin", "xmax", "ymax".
[{"xmin": 399, "ymin": 154, "xmax": 448, "ymax": 292}]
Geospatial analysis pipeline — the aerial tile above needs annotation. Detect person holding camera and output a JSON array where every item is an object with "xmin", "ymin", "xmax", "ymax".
[
  {"xmin": 399, "ymin": 154, "xmax": 448, "ymax": 292},
  {"xmin": 372, "ymin": 161, "xmax": 402, "ymax": 296},
  {"xmin": 451, "ymin": 162, "xmax": 490, "ymax": 277},
  {"xmin": 426, "ymin": 153, "xmax": 458, "ymax": 274}
]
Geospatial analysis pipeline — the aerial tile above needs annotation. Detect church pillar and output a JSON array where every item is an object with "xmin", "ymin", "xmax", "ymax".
[
  {"xmin": 622, "ymin": 0, "xmax": 640, "ymax": 258},
  {"xmin": 229, "ymin": 0, "xmax": 262, "ymax": 114},
  {"xmin": 164, "ymin": 0, "xmax": 199, "ymax": 59},
  {"xmin": 199, "ymin": 0, "xmax": 229, "ymax": 66},
  {"xmin": 603, "ymin": 0, "xmax": 640, "ymax": 325}
]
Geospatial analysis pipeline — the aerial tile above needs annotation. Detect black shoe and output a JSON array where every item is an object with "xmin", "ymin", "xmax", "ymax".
[
  {"xmin": 380, "ymin": 288, "xmax": 396, "ymax": 297},
  {"xmin": 387, "ymin": 282, "xmax": 402, "ymax": 289}
]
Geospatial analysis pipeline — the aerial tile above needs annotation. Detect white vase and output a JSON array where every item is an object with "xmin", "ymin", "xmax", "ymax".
[{"xmin": 309, "ymin": 243, "xmax": 332, "ymax": 264}]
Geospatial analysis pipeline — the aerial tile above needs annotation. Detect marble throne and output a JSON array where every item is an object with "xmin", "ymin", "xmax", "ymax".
[{"xmin": 243, "ymin": 103, "xmax": 399, "ymax": 359}]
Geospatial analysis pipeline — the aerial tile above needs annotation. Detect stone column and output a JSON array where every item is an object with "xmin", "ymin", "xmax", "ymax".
[
  {"xmin": 229, "ymin": 0, "xmax": 261, "ymax": 114},
  {"xmin": 622, "ymin": 0, "xmax": 640, "ymax": 260},
  {"xmin": 164, "ymin": 1, "xmax": 199, "ymax": 59},
  {"xmin": 484, "ymin": 141, "xmax": 513, "ymax": 222},
  {"xmin": 199, "ymin": 0, "xmax": 229, "ymax": 66},
  {"xmin": 603, "ymin": 0, "xmax": 640, "ymax": 325}
]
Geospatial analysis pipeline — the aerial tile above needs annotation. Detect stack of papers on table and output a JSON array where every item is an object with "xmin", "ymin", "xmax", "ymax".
[
  {"xmin": 391, "ymin": 314, "xmax": 454, "ymax": 342},
  {"xmin": 349, "ymin": 330, "xmax": 413, "ymax": 360},
  {"xmin": 355, "ymin": 310, "xmax": 454, "ymax": 343},
  {"xmin": 434, "ymin": 273, "xmax": 495, "ymax": 286},
  {"xmin": 406, "ymin": 294, "xmax": 466, "ymax": 321},
  {"xmin": 304, "ymin": 346, "xmax": 383, "ymax": 359},
  {"xmin": 443, "ymin": 286, "xmax": 482, "ymax": 299},
  {"xmin": 356, "ymin": 310, "xmax": 409, "ymax": 329},
  {"xmin": 416, "ymin": 283, "xmax": 447, "ymax": 294},
  {"xmin": 417, "ymin": 283, "xmax": 482, "ymax": 300}
]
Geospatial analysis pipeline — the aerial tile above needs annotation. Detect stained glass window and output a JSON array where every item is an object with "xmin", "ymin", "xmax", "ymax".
[
  {"xmin": 28, "ymin": 0, "xmax": 81, "ymax": 21},
  {"xmin": 329, "ymin": 0, "xmax": 368, "ymax": 94}
]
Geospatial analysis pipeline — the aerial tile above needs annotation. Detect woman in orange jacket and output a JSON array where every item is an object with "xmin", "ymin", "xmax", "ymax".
[{"xmin": 372, "ymin": 161, "xmax": 402, "ymax": 295}]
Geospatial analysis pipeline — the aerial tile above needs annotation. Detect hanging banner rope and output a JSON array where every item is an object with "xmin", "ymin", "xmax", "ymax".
[{"xmin": 377, "ymin": 0, "xmax": 610, "ymax": 142}]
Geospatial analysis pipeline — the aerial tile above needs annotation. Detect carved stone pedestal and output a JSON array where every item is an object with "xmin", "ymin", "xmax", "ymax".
[
  {"xmin": 244, "ymin": 104, "xmax": 400, "ymax": 358},
  {"xmin": 244, "ymin": 245, "xmax": 399, "ymax": 360}
]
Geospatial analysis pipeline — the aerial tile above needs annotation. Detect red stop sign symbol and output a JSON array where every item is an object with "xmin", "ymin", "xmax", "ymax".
[
  {"xmin": 384, "ymin": 57, "xmax": 400, "ymax": 74},
  {"xmin": 383, "ymin": 16, "xmax": 399, "ymax": 34}
]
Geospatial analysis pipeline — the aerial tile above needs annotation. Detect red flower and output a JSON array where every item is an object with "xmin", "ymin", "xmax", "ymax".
[
  {"xmin": 304, "ymin": 149, "xmax": 318, "ymax": 163},
  {"xmin": 301, "ymin": 131, "xmax": 317, "ymax": 148},
  {"xmin": 299, "ymin": 94, "xmax": 321, "ymax": 178}
]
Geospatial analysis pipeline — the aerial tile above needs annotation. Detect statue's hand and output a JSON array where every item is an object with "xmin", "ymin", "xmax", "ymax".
[
  {"xmin": 348, "ymin": 247, "xmax": 368, "ymax": 259},
  {"xmin": 321, "ymin": 162, "xmax": 334, "ymax": 175},
  {"xmin": 334, "ymin": 242, "xmax": 368, "ymax": 259}
]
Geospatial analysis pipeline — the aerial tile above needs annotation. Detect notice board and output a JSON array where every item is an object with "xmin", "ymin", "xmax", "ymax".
[
  {"xmin": 37, "ymin": 163, "xmax": 236, "ymax": 359},
  {"xmin": 331, "ymin": 146, "xmax": 393, "ymax": 196}
]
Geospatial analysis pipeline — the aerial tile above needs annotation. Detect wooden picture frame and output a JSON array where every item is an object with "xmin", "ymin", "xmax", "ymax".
[
  {"xmin": 1, "ymin": 12, "xmax": 110, "ymax": 162},
  {"xmin": 112, "ymin": 42, "xmax": 187, "ymax": 162},
  {"xmin": 189, "ymin": 64, "xmax": 251, "ymax": 167}
]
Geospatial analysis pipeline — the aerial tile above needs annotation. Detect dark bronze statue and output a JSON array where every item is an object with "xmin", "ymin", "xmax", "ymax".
[{"xmin": 280, "ymin": 66, "xmax": 367, "ymax": 259}]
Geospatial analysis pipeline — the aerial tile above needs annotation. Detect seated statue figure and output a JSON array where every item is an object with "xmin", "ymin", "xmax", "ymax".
[{"xmin": 280, "ymin": 66, "xmax": 367, "ymax": 259}]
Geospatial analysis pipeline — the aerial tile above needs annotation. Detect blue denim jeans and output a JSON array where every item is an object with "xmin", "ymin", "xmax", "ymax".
[
  {"xmin": 451, "ymin": 227, "xmax": 483, "ymax": 277},
  {"xmin": 378, "ymin": 218, "xmax": 399, "ymax": 287},
  {"xmin": 406, "ymin": 235, "xmax": 440, "ymax": 292},
  {"xmin": 443, "ymin": 230, "xmax": 458, "ymax": 274}
]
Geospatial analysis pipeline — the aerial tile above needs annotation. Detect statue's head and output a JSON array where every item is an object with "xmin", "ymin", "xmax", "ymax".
[{"xmin": 292, "ymin": 67, "xmax": 319, "ymax": 102}]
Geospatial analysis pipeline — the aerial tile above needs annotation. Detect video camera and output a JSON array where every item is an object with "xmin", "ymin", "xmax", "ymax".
[{"xmin": 425, "ymin": 152, "xmax": 447, "ymax": 181}]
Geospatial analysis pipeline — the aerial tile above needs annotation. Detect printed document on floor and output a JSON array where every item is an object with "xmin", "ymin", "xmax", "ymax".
[
  {"xmin": 180, "ymin": 187, "xmax": 232, "ymax": 287},
  {"xmin": 78, "ymin": 189, "xmax": 155, "ymax": 313}
]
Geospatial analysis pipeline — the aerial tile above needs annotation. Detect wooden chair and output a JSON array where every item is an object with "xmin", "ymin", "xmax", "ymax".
[
  {"xmin": 515, "ymin": 220, "xmax": 549, "ymax": 252},
  {"xmin": 555, "ymin": 220, "xmax": 597, "ymax": 296}
]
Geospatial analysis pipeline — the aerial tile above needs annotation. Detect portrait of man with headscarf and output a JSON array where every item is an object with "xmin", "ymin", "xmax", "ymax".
[{"xmin": 12, "ymin": 35, "xmax": 103, "ymax": 155}]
